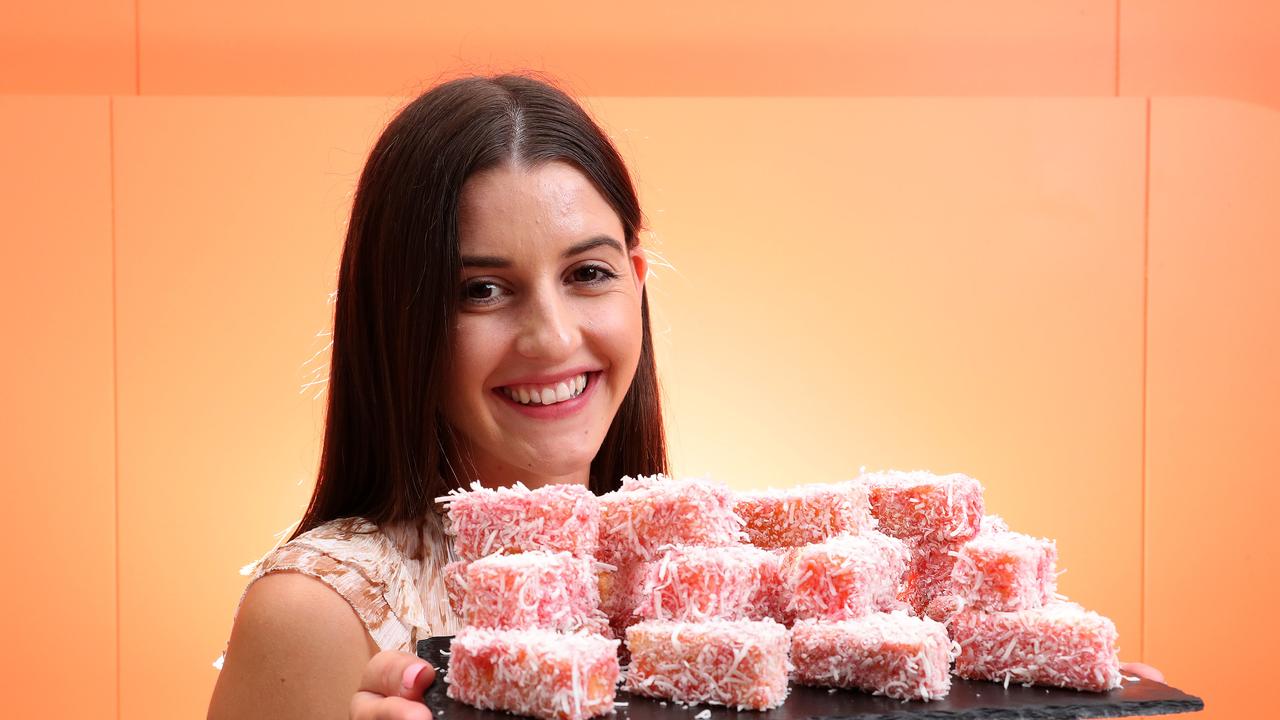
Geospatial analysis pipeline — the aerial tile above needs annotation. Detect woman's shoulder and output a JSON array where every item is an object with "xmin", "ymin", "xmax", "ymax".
[
  {"xmin": 220, "ymin": 514, "xmax": 459, "ymax": 663},
  {"xmin": 208, "ymin": 566, "xmax": 379, "ymax": 718},
  {"xmin": 242, "ymin": 517, "xmax": 414, "ymax": 648}
]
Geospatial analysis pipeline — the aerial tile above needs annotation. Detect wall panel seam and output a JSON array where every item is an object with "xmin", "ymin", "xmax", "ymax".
[
  {"xmin": 1140, "ymin": 95, "xmax": 1151, "ymax": 664},
  {"xmin": 134, "ymin": 0, "xmax": 141, "ymax": 94},
  {"xmin": 109, "ymin": 95, "xmax": 122, "ymax": 720},
  {"xmin": 1114, "ymin": 0, "xmax": 1122, "ymax": 96}
]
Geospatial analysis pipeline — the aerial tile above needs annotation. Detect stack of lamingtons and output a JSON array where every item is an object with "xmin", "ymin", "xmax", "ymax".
[
  {"xmin": 440, "ymin": 483, "xmax": 618, "ymax": 720},
  {"xmin": 436, "ymin": 471, "xmax": 1123, "ymax": 720}
]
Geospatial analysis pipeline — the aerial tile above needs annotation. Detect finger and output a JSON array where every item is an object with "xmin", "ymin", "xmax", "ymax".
[
  {"xmin": 351, "ymin": 691, "xmax": 433, "ymax": 720},
  {"xmin": 1120, "ymin": 661, "xmax": 1166, "ymax": 684},
  {"xmin": 359, "ymin": 650, "xmax": 438, "ymax": 700}
]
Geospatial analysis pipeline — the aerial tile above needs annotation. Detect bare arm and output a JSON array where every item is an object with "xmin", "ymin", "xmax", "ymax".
[{"xmin": 207, "ymin": 571, "xmax": 381, "ymax": 720}]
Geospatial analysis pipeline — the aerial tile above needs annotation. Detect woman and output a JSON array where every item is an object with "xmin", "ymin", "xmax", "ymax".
[
  {"xmin": 207, "ymin": 73, "xmax": 667, "ymax": 720},
  {"xmin": 208, "ymin": 72, "xmax": 1165, "ymax": 720}
]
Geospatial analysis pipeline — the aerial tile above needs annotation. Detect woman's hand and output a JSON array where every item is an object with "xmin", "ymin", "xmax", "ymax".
[
  {"xmin": 351, "ymin": 650, "xmax": 438, "ymax": 720},
  {"xmin": 1121, "ymin": 661, "xmax": 1166, "ymax": 684}
]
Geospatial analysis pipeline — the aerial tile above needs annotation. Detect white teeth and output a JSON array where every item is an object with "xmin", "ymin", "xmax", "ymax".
[{"xmin": 501, "ymin": 372, "xmax": 590, "ymax": 406}]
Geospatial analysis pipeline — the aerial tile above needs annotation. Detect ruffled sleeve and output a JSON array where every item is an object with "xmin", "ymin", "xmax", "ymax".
[{"xmin": 215, "ymin": 515, "xmax": 460, "ymax": 670}]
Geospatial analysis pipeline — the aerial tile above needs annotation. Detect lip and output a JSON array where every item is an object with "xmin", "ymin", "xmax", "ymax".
[{"xmin": 492, "ymin": 370, "xmax": 602, "ymax": 420}]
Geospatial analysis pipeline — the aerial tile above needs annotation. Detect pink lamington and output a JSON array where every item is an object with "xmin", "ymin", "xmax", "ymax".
[
  {"xmin": 448, "ymin": 550, "xmax": 609, "ymax": 633},
  {"xmin": 900, "ymin": 514, "xmax": 1014, "ymax": 614},
  {"xmin": 790, "ymin": 612, "xmax": 957, "ymax": 701},
  {"xmin": 735, "ymin": 480, "xmax": 875, "ymax": 549},
  {"xmin": 598, "ymin": 560, "xmax": 649, "ymax": 637},
  {"xmin": 443, "ymin": 559, "xmax": 467, "ymax": 618},
  {"xmin": 862, "ymin": 470, "xmax": 985, "ymax": 544},
  {"xmin": 440, "ymin": 481, "xmax": 600, "ymax": 562},
  {"xmin": 447, "ymin": 626, "xmax": 620, "ymax": 720},
  {"xmin": 951, "ymin": 530, "xmax": 1059, "ymax": 612},
  {"xmin": 922, "ymin": 593, "xmax": 967, "ymax": 625},
  {"xmin": 624, "ymin": 619, "xmax": 792, "ymax": 710},
  {"xmin": 980, "ymin": 513, "xmax": 1010, "ymax": 535},
  {"xmin": 750, "ymin": 549, "xmax": 788, "ymax": 622},
  {"xmin": 784, "ymin": 531, "xmax": 909, "ymax": 623},
  {"xmin": 900, "ymin": 539, "xmax": 960, "ymax": 615},
  {"xmin": 634, "ymin": 544, "xmax": 778, "ymax": 622},
  {"xmin": 597, "ymin": 475, "xmax": 744, "ymax": 565},
  {"xmin": 951, "ymin": 601, "xmax": 1122, "ymax": 692}
]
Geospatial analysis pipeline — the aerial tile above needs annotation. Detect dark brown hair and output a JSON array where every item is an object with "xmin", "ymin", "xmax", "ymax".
[{"xmin": 289, "ymin": 73, "xmax": 668, "ymax": 548}]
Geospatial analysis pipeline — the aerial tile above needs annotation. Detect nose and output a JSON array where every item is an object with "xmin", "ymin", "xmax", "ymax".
[{"xmin": 514, "ymin": 281, "xmax": 581, "ymax": 361}]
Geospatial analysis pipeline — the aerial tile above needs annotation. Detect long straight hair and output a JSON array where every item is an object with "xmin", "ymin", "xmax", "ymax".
[{"xmin": 289, "ymin": 74, "xmax": 668, "ymax": 552}]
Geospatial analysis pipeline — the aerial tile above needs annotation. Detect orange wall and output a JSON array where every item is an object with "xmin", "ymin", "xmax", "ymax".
[
  {"xmin": 3, "ymin": 1, "xmax": 1280, "ymax": 108},
  {"xmin": 0, "ymin": 96, "xmax": 117, "ymax": 719},
  {"xmin": 2, "ymin": 4, "xmax": 1277, "ymax": 720},
  {"xmin": 1144, "ymin": 98, "xmax": 1280, "ymax": 719}
]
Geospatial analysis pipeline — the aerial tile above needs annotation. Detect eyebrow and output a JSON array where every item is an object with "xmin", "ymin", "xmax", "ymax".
[
  {"xmin": 564, "ymin": 235, "xmax": 626, "ymax": 259},
  {"xmin": 460, "ymin": 235, "xmax": 626, "ymax": 268}
]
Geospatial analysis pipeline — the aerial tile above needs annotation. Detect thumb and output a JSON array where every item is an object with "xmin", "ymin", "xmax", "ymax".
[
  {"xmin": 361, "ymin": 649, "xmax": 438, "ymax": 701},
  {"xmin": 1120, "ymin": 661, "xmax": 1165, "ymax": 684}
]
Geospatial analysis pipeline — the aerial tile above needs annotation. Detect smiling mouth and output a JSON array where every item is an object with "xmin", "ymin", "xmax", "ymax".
[{"xmin": 495, "ymin": 372, "xmax": 597, "ymax": 406}]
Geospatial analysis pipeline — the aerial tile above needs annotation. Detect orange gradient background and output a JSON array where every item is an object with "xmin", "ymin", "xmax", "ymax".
[{"xmin": 2, "ymin": 2, "xmax": 1277, "ymax": 719}]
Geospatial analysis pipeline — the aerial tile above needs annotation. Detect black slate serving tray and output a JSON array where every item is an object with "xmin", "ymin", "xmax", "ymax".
[{"xmin": 417, "ymin": 636, "xmax": 1203, "ymax": 720}]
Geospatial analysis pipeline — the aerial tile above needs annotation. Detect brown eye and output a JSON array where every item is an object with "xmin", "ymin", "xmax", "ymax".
[
  {"xmin": 570, "ymin": 264, "xmax": 620, "ymax": 285},
  {"xmin": 462, "ymin": 280, "xmax": 507, "ymax": 305}
]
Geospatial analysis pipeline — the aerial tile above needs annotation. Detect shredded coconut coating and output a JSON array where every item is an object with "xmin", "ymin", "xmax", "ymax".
[
  {"xmin": 634, "ymin": 544, "xmax": 778, "ymax": 622},
  {"xmin": 442, "ymin": 481, "xmax": 600, "ymax": 562},
  {"xmin": 900, "ymin": 539, "xmax": 962, "ymax": 615},
  {"xmin": 790, "ymin": 613, "xmax": 957, "ymax": 701},
  {"xmin": 598, "ymin": 475, "xmax": 746, "ymax": 566},
  {"xmin": 899, "ymin": 515, "xmax": 1022, "ymax": 614},
  {"xmin": 451, "ymin": 551, "xmax": 609, "ymax": 634},
  {"xmin": 749, "ymin": 550, "xmax": 788, "ymax": 623},
  {"xmin": 922, "ymin": 593, "xmax": 967, "ymax": 625},
  {"xmin": 862, "ymin": 470, "xmax": 985, "ymax": 544},
  {"xmin": 951, "ymin": 531, "xmax": 1059, "ymax": 612},
  {"xmin": 598, "ymin": 561, "xmax": 649, "ymax": 637},
  {"xmin": 784, "ymin": 532, "xmax": 909, "ymax": 623},
  {"xmin": 443, "ymin": 559, "xmax": 467, "ymax": 618},
  {"xmin": 951, "ymin": 601, "xmax": 1122, "ymax": 692},
  {"xmin": 735, "ymin": 480, "xmax": 875, "ymax": 549},
  {"xmin": 624, "ymin": 619, "xmax": 792, "ymax": 710},
  {"xmin": 980, "ymin": 514, "xmax": 1009, "ymax": 535},
  {"xmin": 447, "ymin": 627, "xmax": 621, "ymax": 720}
]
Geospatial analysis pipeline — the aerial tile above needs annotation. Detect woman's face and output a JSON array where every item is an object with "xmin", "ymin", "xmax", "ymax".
[{"xmin": 442, "ymin": 160, "xmax": 648, "ymax": 490}]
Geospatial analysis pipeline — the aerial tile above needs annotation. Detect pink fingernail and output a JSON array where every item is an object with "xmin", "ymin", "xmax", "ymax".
[{"xmin": 402, "ymin": 663, "xmax": 428, "ymax": 690}]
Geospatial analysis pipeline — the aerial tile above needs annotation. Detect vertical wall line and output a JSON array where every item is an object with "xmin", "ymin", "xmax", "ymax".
[
  {"xmin": 1114, "ymin": 0, "xmax": 1122, "ymax": 96},
  {"xmin": 134, "ymin": 0, "xmax": 141, "ymax": 94},
  {"xmin": 1141, "ymin": 96, "xmax": 1152, "ymax": 663},
  {"xmin": 108, "ymin": 95, "xmax": 122, "ymax": 720}
]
